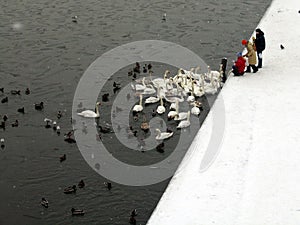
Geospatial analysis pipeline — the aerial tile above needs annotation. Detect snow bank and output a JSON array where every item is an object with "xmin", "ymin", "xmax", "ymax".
[{"xmin": 147, "ymin": 0, "xmax": 300, "ymax": 224}]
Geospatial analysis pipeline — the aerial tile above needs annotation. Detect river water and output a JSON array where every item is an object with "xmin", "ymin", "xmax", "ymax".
[{"xmin": 0, "ymin": 0, "xmax": 271, "ymax": 224}]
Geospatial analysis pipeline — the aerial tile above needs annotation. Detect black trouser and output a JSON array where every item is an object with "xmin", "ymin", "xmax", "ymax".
[{"xmin": 257, "ymin": 51, "xmax": 262, "ymax": 68}]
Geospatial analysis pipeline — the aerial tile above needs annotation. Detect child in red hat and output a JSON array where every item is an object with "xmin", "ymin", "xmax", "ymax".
[{"xmin": 242, "ymin": 39, "xmax": 258, "ymax": 73}]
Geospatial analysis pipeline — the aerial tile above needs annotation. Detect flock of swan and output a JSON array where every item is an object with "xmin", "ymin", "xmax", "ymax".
[
  {"xmin": 131, "ymin": 66, "xmax": 223, "ymax": 140},
  {"xmin": 77, "ymin": 64, "xmax": 224, "ymax": 142}
]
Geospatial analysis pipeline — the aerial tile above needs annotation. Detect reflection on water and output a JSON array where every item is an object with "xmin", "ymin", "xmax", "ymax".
[{"xmin": 0, "ymin": 0, "xmax": 271, "ymax": 224}]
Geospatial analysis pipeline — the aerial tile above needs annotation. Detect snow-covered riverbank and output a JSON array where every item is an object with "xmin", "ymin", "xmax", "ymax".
[{"xmin": 147, "ymin": 0, "xmax": 300, "ymax": 224}]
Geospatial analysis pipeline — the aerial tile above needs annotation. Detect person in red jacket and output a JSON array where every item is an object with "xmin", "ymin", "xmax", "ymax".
[{"xmin": 232, "ymin": 52, "xmax": 246, "ymax": 76}]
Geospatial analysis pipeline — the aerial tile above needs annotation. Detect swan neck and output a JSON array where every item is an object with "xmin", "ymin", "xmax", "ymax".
[
  {"xmin": 142, "ymin": 77, "xmax": 145, "ymax": 86},
  {"xmin": 157, "ymin": 129, "xmax": 161, "ymax": 136},
  {"xmin": 94, "ymin": 104, "xmax": 100, "ymax": 117}
]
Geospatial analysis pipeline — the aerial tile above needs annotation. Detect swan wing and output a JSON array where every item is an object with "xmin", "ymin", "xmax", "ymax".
[
  {"xmin": 177, "ymin": 121, "xmax": 191, "ymax": 129},
  {"xmin": 156, "ymin": 106, "xmax": 166, "ymax": 114},
  {"xmin": 156, "ymin": 132, "xmax": 173, "ymax": 140},
  {"xmin": 174, "ymin": 112, "xmax": 188, "ymax": 121},
  {"xmin": 167, "ymin": 111, "xmax": 178, "ymax": 118},
  {"xmin": 145, "ymin": 96, "xmax": 159, "ymax": 104},
  {"xmin": 191, "ymin": 107, "xmax": 200, "ymax": 115},
  {"xmin": 77, "ymin": 110, "xmax": 97, "ymax": 118},
  {"xmin": 133, "ymin": 105, "xmax": 143, "ymax": 112}
]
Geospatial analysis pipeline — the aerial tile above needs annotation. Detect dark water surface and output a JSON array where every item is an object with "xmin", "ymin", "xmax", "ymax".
[{"xmin": 1, "ymin": 0, "xmax": 271, "ymax": 224}]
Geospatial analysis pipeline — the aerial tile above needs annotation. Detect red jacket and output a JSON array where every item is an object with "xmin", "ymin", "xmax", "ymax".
[{"xmin": 235, "ymin": 56, "xmax": 246, "ymax": 74}]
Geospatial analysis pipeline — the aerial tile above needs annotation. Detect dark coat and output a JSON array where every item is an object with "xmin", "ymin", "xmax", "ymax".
[{"xmin": 255, "ymin": 29, "xmax": 265, "ymax": 52}]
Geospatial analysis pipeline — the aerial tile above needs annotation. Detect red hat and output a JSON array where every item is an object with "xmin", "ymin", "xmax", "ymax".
[{"xmin": 241, "ymin": 39, "xmax": 247, "ymax": 45}]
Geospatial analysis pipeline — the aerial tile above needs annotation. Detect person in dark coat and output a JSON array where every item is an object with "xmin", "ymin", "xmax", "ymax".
[
  {"xmin": 232, "ymin": 52, "xmax": 246, "ymax": 76},
  {"xmin": 253, "ymin": 28, "xmax": 265, "ymax": 68}
]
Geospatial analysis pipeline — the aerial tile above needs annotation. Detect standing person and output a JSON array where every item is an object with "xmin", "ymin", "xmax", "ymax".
[
  {"xmin": 253, "ymin": 28, "xmax": 266, "ymax": 68},
  {"xmin": 232, "ymin": 52, "xmax": 246, "ymax": 76},
  {"xmin": 242, "ymin": 39, "xmax": 258, "ymax": 73}
]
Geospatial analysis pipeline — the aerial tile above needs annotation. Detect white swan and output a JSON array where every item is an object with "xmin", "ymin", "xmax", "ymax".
[
  {"xmin": 170, "ymin": 102, "xmax": 176, "ymax": 110},
  {"xmin": 205, "ymin": 65, "xmax": 222, "ymax": 84},
  {"xmin": 156, "ymin": 97, "xmax": 165, "ymax": 114},
  {"xmin": 174, "ymin": 112, "xmax": 188, "ymax": 121},
  {"xmin": 145, "ymin": 96, "xmax": 160, "ymax": 104},
  {"xmin": 145, "ymin": 87, "xmax": 161, "ymax": 104},
  {"xmin": 192, "ymin": 80, "xmax": 205, "ymax": 97},
  {"xmin": 183, "ymin": 67, "xmax": 195, "ymax": 77},
  {"xmin": 142, "ymin": 84, "xmax": 156, "ymax": 95},
  {"xmin": 173, "ymin": 69, "xmax": 184, "ymax": 84},
  {"xmin": 177, "ymin": 111, "xmax": 191, "ymax": 129},
  {"xmin": 152, "ymin": 70, "xmax": 169, "ymax": 88},
  {"xmin": 131, "ymin": 77, "xmax": 146, "ymax": 91},
  {"xmin": 155, "ymin": 128, "xmax": 173, "ymax": 140},
  {"xmin": 186, "ymin": 94, "xmax": 195, "ymax": 103},
  {"xmin": 133, "ymin": 95, "xmax": 143, "ymax": 112},
  {"xmin": 174, "ymin": 102, "xmax": 188, "ymax": 121},
  {"xmin": 167, "ymin": 110, "xmax": 178, "ymax": 119},
  {"xmin": 191, "ymin": 102, "xmax": 200, "ymax": 116},
  {"xmin": 204, "ymin": 79, "xmax": 218, "ymax": 95},
  {"xmin": 191, "ymin": 66, "xmax": 203, "ymax": 80},
  {"xmin": 164, "ymin": 94, "xmax": 184, "ymax": 103},
  {"xmin": 77, "ymin": 102, "xmax": 101, "ymax": 118},
  {"xmin": 168, "ymin": 100, "xmax": 179, "ymax": 119}
]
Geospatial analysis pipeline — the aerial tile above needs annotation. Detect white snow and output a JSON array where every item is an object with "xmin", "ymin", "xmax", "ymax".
[{"xmin": 147, "ymin": 0, "xmax": 300, "ymax": 224}]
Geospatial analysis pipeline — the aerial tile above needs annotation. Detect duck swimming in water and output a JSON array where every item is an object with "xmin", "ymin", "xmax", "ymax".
[
  {"xmin": 102, "ymin": 93, "xmax": 109, "ymax": 102},
  {"xmin": 34, "ymin": 102, "xmax": 44, "ymax": 110},
  {"xmin": 10, "ymin": 90, "xmax": 21, "ymax": 95},
  {"xmin": 44, "ymin": 118, "xmax": 52, "ymax": 128},
  {"xmin": 99, "ymin": 125, "xmax": 111, "ymax": 134},
  {"xmin": 0, "ymin": 138, "xmax": 4, "ymax": 149},
  {"xmin": 11, "ymin": 120, "xmax": 19, "ymax": 127},
  {"xmin": 78, "ymin": 180, "xmax": 85, "ymax": 188},
  {"xmin": 64, "ymin": 130, "xmax": 77, "ymax": 143},
  {"xmin": 1, "ymin": 97, "xmax": 8, "ymax": 103},
  {"xmin": 131, "ymin": 209, "xmax": 137, "ymax": 217},
  {"xmin": 72, "ymin": 16, "xmax": 78, "ymax": 23},
  {"xmin": 41, "ymin": 198, "xmax": 49, "ymax": 208},
  {"xmin": 56, "ymin": 126, "xmax": 60, "ymax": 135},
  {"xmin": 57, "ymin": 110, "xmax": 63, "ymax": 119},
  {"xmin": 71, "ymin": 208, "xmax": 85, "ymax": 216},
  {"xmin": 60, "ymin": 154, "xmax": 66, "ymax": 162},
  {"xmin": 25, "ymin": 88, "xmax": 30, "ymax": 95},
  {"xmin": 64, "ymin": 185, "xmax": 77, "ymax": 194},
  {"xmin": 104, "ymin": 182, "xmax": 112, "ymax": 190},
  {"xmin": 0, "ymin": 122, "xmax": 5, "ymax": 131},
  {"xmin": 52, "ymin": 121, "xmax": 57, "ymax": 131},
  {"xmin": 3, "ymin": 115, "xmax": 8, "ymax": 121},
  {"xmin": 17, "ymin": 107, "xmax": 25, "ymax": 113}
]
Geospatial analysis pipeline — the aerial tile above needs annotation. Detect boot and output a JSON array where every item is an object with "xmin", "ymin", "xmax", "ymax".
[
  {"xmin": 245, "ymin": 66, "xmax": 251, "ymax": 73},
  {"xmin": 252, "ymin": 65, "xmax": 258, "ymax": 73}
]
